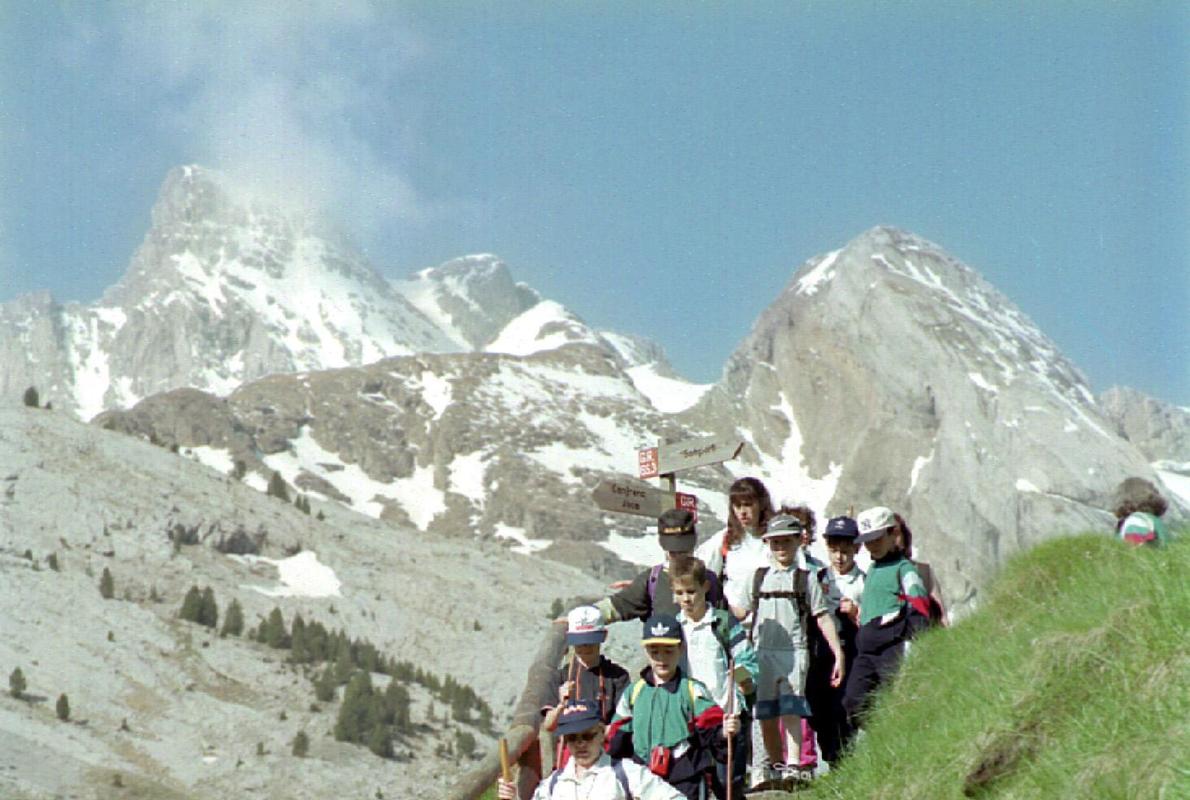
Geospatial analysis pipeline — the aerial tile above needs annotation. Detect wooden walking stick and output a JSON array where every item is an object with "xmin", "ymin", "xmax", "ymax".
[
  {"xmin": 499, "ymin": 738, "xmax": 512, "ymax": 783},
  {"xmin": 726, "ymin": 655, "xmax": 736, "ymax": 800},
  {"xmin": 555, "ymin": 653, "xmax": 578, "ymax": 770}
]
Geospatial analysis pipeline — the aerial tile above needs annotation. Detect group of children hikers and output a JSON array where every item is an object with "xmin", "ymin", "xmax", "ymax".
[{"xmin": 496, "ymin": 474, "xmax": 1173, "ymax": 799}]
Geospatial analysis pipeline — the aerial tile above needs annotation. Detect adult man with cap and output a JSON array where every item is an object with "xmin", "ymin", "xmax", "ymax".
[
  {"xmin": 594, "ymin": 508, "xmax": 724, "ymax": 625},
  {"xmin": 841, "ymin": 506, "xmax": 931, "ymax": 728},
  {"xmin": 496, "ymin": 700, "xmax": 685, "ymax": 800}
]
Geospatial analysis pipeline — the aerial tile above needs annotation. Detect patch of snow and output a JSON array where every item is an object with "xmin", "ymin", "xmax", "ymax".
[
  {"xmin": 392, "ymin": 271, "xmax": 473, "ymax": 349},
  {"xmin": 493, "ymin": 523, "xmax": 551, "ymax": 555},
  {"xmin": 244, "ymin": 472, "xmax": 268, "ymax": 492},
  {"xmin": 263, "ymin": 426, "xmax": 444, "ymax": 527},
  {"xmin": 448, "ymin": 451, "xmax": 488, "ymax": 505},
  {"xmin": 417, "ymin": 371, "xmax": 453, "ymax": 419},
  {"xmin": 184, "ymin": 446, "xmax": 235, "ymax": 475},
  {"xmin": 908, "ymin": 448, "xmax": 934, "ymax": 494},
  {"xmin": 730, "ymin": 394, "xmax": 843, "ymax": 530},
  {"xmin": 795, "ymin": 250, "xmax": 841, "ymax": 296},
  {"xmin": 1015, "ymin": 478, "xmax": 1041, "ymax": 493},
  {"xmin": 1064, "ymin": 419, "xmax": 1079, "ymax": 433},
  {"xmin": 486, "ymin": 301, "xmax": 600, "ymax": 355},
  {"xmin": 626, "ymin": 364, "xmax": 711, "ymax": 413},
  {"xmin": 598, "ymin": 529, "xmax": 662, "ymax": 567},
  {"xmin": 968, "ymin": 372, "xmax": 999, "ymax": 393},
  {"xmin": 232, "ymin": 551, "xmax": 342, "ymax": 598},
  {"xmin": 1155, "ymin": 468, "xmax": 1190, "ymax": 510}
]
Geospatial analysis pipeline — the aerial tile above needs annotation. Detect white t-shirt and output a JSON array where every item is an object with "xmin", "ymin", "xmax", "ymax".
[
  {"xmin": 532, "ymin": 752, "xmax": 685, "ymax": 800},
  {"xmin": 695, "ymin": 527, "xmax": 771, "ymax": 611}
]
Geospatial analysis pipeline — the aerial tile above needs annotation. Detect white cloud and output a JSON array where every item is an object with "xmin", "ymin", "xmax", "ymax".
[{"xmin": 79, "ymin": 3, "xmax": 428, "ymax": 236}]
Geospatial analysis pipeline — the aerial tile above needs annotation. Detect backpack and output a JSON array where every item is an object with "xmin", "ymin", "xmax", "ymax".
[
  {"xmin": 628, "ymin": 676, "xmax": 700, "ymax": 709},
  {"xmin": 646, "ymin": 564, "xmax": 725, "ymax": 612},
  {"xmin": 749, "ymin": 566, "xmax": 809, "ymax": 643},
  {"xmin": 548, "ymin": 757, "xmax": 632, "ymax": 798}
]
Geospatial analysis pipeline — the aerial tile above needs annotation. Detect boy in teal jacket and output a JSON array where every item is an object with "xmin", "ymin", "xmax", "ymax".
[
  {"xmin": 841, "ymin": 506, "xmax": 931, "ymax": 727},
  {"xmin": 607, "ymin": 613, "xmax": 740, "ymax": 800}
]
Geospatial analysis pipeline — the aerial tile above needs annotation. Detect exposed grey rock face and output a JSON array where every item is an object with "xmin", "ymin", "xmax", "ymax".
[
  {"xmin": 395, "ymin": 254, "xmax": 541, "ymax": 349},
  {"xmin": 93, "ymin": 342, "xmax": 731, "ymax": 579},
  {"xmin": 0, "ymin": 166, "xmax": 459, "ymax": 420},
  {"xmin": 1099, "ymin": 386, "xmax": 1190, "ymax": 463},
  {"xmin": 688, "ymin": 226, "xmax": 1164, "ymax": 606},
  {"xmin": 0, "ymin": 406, "xmax": 612, "ymax": 799}
]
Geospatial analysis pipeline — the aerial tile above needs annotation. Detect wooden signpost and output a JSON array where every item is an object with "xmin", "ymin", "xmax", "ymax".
[
  {"xmin": 592, "ymin": 433, "xmax": 745, "ymax": 523},
  {"xmin": 592, "ymin": 479, "xmax": 668, "ymax": 518}
]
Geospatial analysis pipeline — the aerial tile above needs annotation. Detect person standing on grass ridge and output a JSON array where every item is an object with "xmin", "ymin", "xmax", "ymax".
[
  {"xmin": 594, "ymin": 508, "xmax": 723, "ymax": 625},
  {"xmin": 747, "ymin": 514, "xmax": 845, "ymax": 787},
  {"xmin": 1112, "ymin": 477, "xmax": 1172, "ymax": 547},
  {"xmin": 497, "ymin": 700, "xmax": 685, "ymax": 800},
  {"xmin": 891, "ymin": 513, "xmax": 947, "ymax": 626},
  {"xmin": 842, "ymin": 506, "xmax": 931, "ymax": 729}
]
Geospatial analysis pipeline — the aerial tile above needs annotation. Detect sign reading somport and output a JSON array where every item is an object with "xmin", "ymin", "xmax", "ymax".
[{"xmin": 655, "ymin": 435, "xmax": 745, "ymax": 475}]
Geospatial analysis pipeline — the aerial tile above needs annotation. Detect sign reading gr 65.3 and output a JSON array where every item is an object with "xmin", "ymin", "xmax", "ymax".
[
  {"xmin": 637, "ymin": 446, "xmax": 660, "ymax": 480},
  {"xmin": 655, "ymin": 435, "xmax": 745, "ymax": 475}
]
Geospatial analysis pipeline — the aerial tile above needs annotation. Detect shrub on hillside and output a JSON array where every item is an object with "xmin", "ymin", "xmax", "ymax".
[{"xmin": 9, "ymin": 667, "xmax": 26, "ymax": 699}]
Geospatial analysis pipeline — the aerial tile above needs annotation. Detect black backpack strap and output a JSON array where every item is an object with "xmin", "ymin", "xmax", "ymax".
[
  {"xmin": 547, "ymin": 767, "xmax": 560, "ymax": 796},
  {"xmin": 612, "ymin": 758, "xmax": 633, "ymax": 798},
  {"xmin": 748, "ymin": 566, "xmax": 769, "ymax": 644},
  {"xmin": 646, "ymin": 563, "xmax": 664, "ymax": 614}
]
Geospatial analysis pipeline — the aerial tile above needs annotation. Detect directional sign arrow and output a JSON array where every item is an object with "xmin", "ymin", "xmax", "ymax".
[
  {"xmin": 592, "ymin": 478, "xmax": 669, "ymax": 518},
  {"xmin": 656, "ymin": 435, "xmax": 745, "ymax": 475}
]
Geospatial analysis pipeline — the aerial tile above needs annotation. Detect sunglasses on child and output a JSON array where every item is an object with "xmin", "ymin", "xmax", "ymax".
[{"xmin": 562, "ymin": 729, "xmax": 600, "ymax": 744}]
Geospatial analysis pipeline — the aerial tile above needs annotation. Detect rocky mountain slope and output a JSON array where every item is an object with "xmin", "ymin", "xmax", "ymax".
[
  {"xmin": 0, "ymin": 405, "xmax": 620, "ymax": 799},
  {"xmin": 1099, "ymin": 385, "xmax": 1190, "ymax": 512},
  {"xmin": 5, "ymin": 165, "xmax": 1181, "ymax": 615},
  {"xmin": 688, "ymin": 226, "xmax": 1175, "ymax": 599},
  {"xmin": 0, "ymin": 166, "xmax": 691, "ymax": 422}
]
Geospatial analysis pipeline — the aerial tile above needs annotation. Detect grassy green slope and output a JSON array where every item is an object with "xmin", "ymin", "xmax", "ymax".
[{"xmin": 803, "ymin": 534, "xmax": 1189, "ymax": 800}]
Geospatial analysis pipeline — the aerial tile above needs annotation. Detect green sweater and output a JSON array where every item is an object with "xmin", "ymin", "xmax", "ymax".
[{"xmin": 859, "ymin": 554, "xmax": 929, "ymax": 626}]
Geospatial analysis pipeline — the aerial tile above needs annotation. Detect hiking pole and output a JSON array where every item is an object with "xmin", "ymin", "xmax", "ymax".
[{"xmin": 726, "ymin": 655, "xmax": 735, "ymax": 800}]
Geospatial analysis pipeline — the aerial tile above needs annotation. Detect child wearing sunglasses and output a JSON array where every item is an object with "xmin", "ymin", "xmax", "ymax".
[{"xmin": 497, "ymin": 701, "xmax": 684, "ymax": 799}]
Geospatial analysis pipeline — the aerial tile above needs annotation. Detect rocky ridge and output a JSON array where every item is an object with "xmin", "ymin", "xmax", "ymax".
[
  {"xmin": 0, "ymin": 166, "xmax": 687, "ymax": 422},
  {"xmin": 0, "ymin": 405, "xmax": 631, "ymax": 799}
]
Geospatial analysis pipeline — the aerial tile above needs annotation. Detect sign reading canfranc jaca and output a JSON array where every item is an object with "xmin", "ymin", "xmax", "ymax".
[{"xmin": 591, "ymin": 479, "xmax": 698, "ymax": 519}]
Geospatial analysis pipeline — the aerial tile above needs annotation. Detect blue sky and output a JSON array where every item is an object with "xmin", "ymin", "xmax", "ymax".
[{"xmin": 1, "ymin": 3, "xmax": 1186, "ymax": 403}]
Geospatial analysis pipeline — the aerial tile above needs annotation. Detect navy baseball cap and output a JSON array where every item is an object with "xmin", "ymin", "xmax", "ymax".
[
  {"xmin": 824, "ymin": 516, "xmax": 859, "ymax": 541},
  {"xmin": 641, "ymin": 613, "xmax": 683, "ymax": 645},
  {"xmin": 555, "ymin": 700, "xmax": 602, "ymax": 735}
]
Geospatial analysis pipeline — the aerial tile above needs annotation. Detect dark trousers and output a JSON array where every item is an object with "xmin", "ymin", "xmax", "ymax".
[
  {"xmin": 841, "ymin": 618, "xmax": 909, "ymax": 728},
  {"xmin": 806, "ymin": 622, "xmax": 858, "ymax": 762}
]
